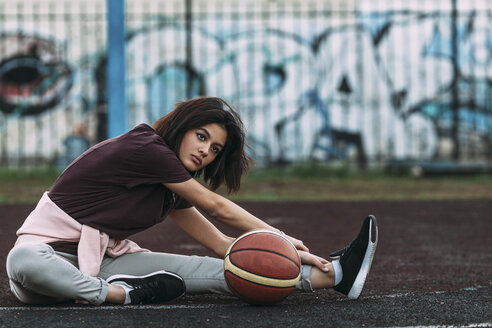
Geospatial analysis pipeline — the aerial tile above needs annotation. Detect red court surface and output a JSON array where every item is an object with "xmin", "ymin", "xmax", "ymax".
[{"xmin": 0, "ymin": 200, "xmax": 491, "ymax": 327}]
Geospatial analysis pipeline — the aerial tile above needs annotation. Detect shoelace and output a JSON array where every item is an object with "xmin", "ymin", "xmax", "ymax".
[
  {"xmin": 131, "ymin": 280, "xmax": 161, "ymax": 303},
  {"xmin": 338, "ymin": 237, "xmax": 360, "ymax": 264}
]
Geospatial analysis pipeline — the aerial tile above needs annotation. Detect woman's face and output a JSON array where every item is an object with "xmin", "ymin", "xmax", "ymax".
[{"xmin": 179, "ymin": 123, "xmax": 227, "ymax": 171}]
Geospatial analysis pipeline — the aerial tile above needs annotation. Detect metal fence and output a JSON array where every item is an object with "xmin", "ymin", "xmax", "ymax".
[{"xmin": 0, "ymin": 0, "xmax": 491, "ymax": 169}]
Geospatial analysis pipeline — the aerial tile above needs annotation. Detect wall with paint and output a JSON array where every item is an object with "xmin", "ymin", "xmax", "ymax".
[{"xmin": 0, "ymin": 0, "xmax": 490, "ymax": 167}]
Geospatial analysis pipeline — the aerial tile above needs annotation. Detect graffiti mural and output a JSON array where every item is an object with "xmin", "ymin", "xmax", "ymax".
[
  {"xmin": 0, "ymin": 33, "xmax": 73, "ymax": 116},
  {"xmin": 0, "ymin": 0, "xmax": 491, "ymax": 167}
]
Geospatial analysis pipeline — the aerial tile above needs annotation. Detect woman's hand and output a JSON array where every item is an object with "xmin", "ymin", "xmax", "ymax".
[
  {"xmin": 279, "ymin": 233, "xmax": 330, "ymax": 272},
  {"xmin": 298, "ymin": 250, "xmax": 330, "ymax": 272},
  {"xmin": 284, "ymin": 234, "xmax": 310, "ymax": 253}
]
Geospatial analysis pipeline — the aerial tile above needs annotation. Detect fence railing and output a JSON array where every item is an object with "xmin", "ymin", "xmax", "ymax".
[{"xmin": 0, "ymin": 0, "xmax": 491, "ymax": 170}]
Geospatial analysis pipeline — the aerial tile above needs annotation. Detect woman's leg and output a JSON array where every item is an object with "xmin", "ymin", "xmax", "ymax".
[
  {"xmin": 98, "ymin": 251, "xmax": 316, "ymax": 295},
  {"xmin": 309, "ymin": 263, "xmax": 335, "ymax": 290},
  {"xmin": 6, "ymin": 244, "xmax": 108, "ymax": 305},
  {"xmin": 98, "ymin": 252, "xmax": 230, "ymax": 295},
  {"xmin": 6, "ymin": 244, "xmax": 321, "ymax": 304}
]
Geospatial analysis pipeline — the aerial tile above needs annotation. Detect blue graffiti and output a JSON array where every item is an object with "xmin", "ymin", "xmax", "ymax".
[{"xmin": 0, "ymin": 5, "xmax": 491, "ymax": 166}]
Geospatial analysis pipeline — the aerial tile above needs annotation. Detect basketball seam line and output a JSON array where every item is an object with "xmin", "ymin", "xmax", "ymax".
[
  {"xmin": 225, "ymin": 266, "xmax": 299, "ymax": 281},
  {"xmin": 224, "ymin": 270, "xmax": 297, "ymax": 289},
  {"xmin": 228, "ymin": 248, "xmax": 301, "ymax": 269},
  {"xmin": 223, "ymin": 256, "xmax": 301, "ymax": 288}
]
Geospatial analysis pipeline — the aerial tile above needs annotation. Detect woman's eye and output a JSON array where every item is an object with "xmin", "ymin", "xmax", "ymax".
[
  {"xmin": 211, "ymin": 146, "xmax": 220, "ymax": 154},
  {"xmin": 197, "ymin": 133, "xmax": 205, "ymax": 141}
]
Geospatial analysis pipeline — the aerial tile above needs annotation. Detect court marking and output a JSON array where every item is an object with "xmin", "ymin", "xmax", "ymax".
[
  {"xmin": 0, "ymin": 284, "xmax": 489, "ymax": 312},
  {"xmin": 353, "ymin": 283, "xmax": 491, "ymax": 302},
  {"xmin": 0, "ymin": 303, "xmax": 231, "ymax": 311},
  {"xmin": 392, "ymin": 324, "xmax": 492, "ymax": 328}
]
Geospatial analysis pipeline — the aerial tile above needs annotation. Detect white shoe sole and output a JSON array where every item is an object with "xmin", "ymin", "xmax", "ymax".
[
  {"xmin": 347, "ymin": 216, "xmax": 378, "ymax": 299},
  {"xmin": 106, "ymin": 270, "xmax": 183, "ymax": 284}
]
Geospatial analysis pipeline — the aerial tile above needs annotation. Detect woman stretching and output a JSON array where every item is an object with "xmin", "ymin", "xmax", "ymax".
[{"xmin": 6, "ymin": 97, "xmax": 378, "ymax": 305}]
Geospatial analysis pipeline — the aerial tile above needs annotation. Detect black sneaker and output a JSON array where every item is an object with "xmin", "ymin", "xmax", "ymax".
[
  {"xmin": 330, "ymin": 215, "xmax": 378, "ymax": 299},
  {"xmin": 107, "ymin": 270, "xmax": 186, "ymax": 304}
]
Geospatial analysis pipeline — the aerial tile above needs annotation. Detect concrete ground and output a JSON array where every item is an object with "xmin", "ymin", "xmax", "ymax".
[{"xmin": 1, "ymin": 200, "xmax": 491, "ymax": 327}]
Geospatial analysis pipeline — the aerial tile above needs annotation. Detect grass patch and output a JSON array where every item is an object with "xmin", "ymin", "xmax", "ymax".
[
  {"xmin": 0, "ymin": 167, "xmax": 59, "ymax": 204},
  {"xmin": 224, "ymin": 163, "xmax": 492, "ymax": 201},
  {"xmin": 1, "ymin": 163, "xmax": 491, "ymax": 204}
]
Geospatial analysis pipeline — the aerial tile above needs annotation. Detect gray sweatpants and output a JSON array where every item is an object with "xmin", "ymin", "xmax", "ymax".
[{"xmin": 6, "ymin": 243, "xmax": 313, "ymax": 305}]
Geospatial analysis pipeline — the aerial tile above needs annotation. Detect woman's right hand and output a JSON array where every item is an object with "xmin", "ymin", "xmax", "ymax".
[{"xmin": 298, "ymin": 250, "xmax": 330, "ymax": 272}]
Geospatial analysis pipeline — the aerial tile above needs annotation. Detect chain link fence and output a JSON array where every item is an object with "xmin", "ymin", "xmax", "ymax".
[{"xmin": 0, "ymin": 0, "xmax": 491, "ymax": 170}]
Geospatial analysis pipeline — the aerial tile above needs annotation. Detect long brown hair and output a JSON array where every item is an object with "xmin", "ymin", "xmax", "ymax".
[{"xmin": 153, "ymin": 97, "xmax": 252, "ymax": 193}]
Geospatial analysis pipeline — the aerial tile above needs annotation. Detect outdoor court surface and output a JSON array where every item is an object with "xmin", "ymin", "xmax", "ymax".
[{"xmin": 0, "ymin": 200, "xmax": 490, "ymax": 327}]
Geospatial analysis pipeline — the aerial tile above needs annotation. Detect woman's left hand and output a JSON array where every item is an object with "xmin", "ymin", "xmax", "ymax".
[{"xmin": 284, "ymin": 234, "xmax": 310, "ymax": 253}]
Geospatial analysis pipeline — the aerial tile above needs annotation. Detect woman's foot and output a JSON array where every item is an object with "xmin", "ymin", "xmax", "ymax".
[
  {"xmin": 330, "ymin": 215, "xmax": 378, "ymax": 299},
  {"xmin": 107, "ymin": 270, "xmax": 186, "ymax": 304}
]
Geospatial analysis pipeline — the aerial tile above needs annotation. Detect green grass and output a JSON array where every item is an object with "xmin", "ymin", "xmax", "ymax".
[
  {"xmin": 222, "ymin": 162, "xmax": 492, "ymax": 201},
  {"xmin": 1, "ymin": 163, "xmax": 491, "ymax": 204},
  {"xmin": 0, "ymin": 167, "xmax": 60, "ymax": 204}
]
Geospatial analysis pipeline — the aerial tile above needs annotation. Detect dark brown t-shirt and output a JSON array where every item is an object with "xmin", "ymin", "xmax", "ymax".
[{"xmin": 48, "ymin": 124, "xmax": 192, "ymax": 254}]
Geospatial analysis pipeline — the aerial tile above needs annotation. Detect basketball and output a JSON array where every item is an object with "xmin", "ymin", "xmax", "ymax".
[{"xmin": 223, "ymin": 230, "xmax": 301, "ymax": 305}]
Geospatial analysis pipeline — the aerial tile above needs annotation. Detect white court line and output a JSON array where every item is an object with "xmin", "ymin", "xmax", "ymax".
[
  {"xmin": 0, "ymin": 303, "xmax": 235, "ymax": 311},
  {"xmin": 352, "ymin": 284, "xmax": 491, "ymax": 302},
  {"xmin": 391, "ymin": 324, "xmax": 492, "ymax": 328},
  {"xmin": 0, "ymin": 284, "xmax": 489, "ymax": 312}
]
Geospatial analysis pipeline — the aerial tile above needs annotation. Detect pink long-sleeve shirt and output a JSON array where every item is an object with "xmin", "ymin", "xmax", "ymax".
[{"xmin": 14, "ymin": 192, "xmax": 148, "ymax": 277}]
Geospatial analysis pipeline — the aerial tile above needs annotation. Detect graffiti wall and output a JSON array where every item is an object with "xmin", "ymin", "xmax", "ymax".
[{"xmin": 0, "ymin": 0, "xmax": 491, "ymax": 167}]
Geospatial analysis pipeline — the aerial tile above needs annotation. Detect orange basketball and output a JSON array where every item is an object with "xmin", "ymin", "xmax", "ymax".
[{"xmin": 223, "ymin": 230, "xmax": 301, "ymax": 305}]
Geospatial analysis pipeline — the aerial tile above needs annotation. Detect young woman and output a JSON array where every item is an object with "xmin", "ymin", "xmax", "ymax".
[{"xmin": 6, "ymin": 97, "xmax": 378, "ymax": 305}]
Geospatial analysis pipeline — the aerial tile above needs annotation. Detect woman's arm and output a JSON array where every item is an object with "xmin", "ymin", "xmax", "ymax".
[
  {"xmin": 168, "ymin": 206, "xmax": 235, "ymax": 258},
  {"xmin": 165, "ymin": 179, "xmax": 308, "ymax": 252},
  {"xmin": 166, "ymin": 179, "xmax": 276, "ymax": 231}
]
